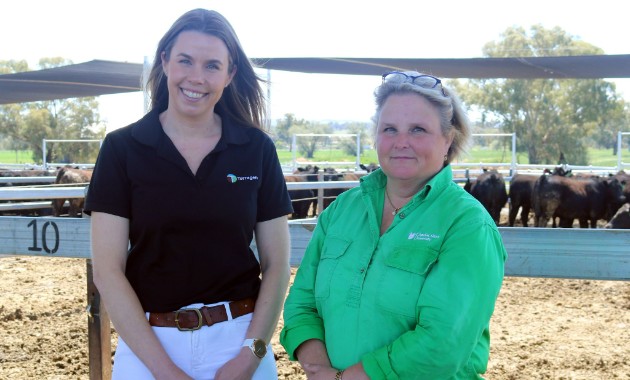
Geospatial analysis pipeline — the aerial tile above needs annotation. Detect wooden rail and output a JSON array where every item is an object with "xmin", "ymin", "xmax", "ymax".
[{"xmin": 1, "ymin": 216, "xmax": 629, "ymax": 379}]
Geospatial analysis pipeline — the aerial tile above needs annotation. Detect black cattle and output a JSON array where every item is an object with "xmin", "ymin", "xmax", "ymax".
[
  {"xmin": 465, "ymin": 169, "xmax": 508, "ymax": 225},
  {"xmin": 507, "ymin": 174, "xmax": 538, "ymax": 227},
  {"xmin": 293, "ymin": 166, "xmax": 363, "ymax": 213},
  {"xmin": 604, "ymin": 203, "xmax": 630, "ymax": 229},
  {"xmin": 609, "ymin": 171, "xmax": 630, "ymax": 201},
  {"xmin": 508, "ymin": 167, "xmax": 572, "ymax": 227},
  {"xmin": 532, "ymin": 174, "xmax": 626, "ymax": 228},
  {"xmin": 284, "ymin": 173, "xmax": 314, "ymax": 219},
  {"xmin": 294, "ymin": 165, "xmax": 320, "ymax": 181},
  {"xmin": 359, "ymin": 163, "xmax": 380, "ymax": 173},
  {"xmin": 290, "ymin": 165, "xmax": 319, "ymax": 216},
  {"xmin": 293, "ymin": 165, "xmax": 344, "ymax": 212},
  {"xmin": 320, "ymin": 168, "xmax": 367, "ymax": 209},
  {"xmin": 286, "ymin": 165, "xmax": 325, "ymax": 218},
  {"xmin": 286, "ymin": 166, "xmax": 320, "ymax": 219},
  {"xmin": 320, "ymin": 167, "xmax": 345, "ymax": 209}
]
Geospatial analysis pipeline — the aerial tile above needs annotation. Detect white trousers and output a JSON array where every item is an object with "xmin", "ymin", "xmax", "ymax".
[{"xmin": 112, "ymin": 302, "xmax": 278, "ymax": 380}]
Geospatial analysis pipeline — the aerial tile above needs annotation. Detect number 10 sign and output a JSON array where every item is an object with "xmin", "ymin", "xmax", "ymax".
[{"xmin": 0, "ymin": 217, "xmax": 91, "ymax": 258}]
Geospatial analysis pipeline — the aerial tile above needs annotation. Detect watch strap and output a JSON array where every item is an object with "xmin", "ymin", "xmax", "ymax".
[
  {"xmin": 242, "ymin": 338, "xmax": 256, "ymax": 347},
  {"xmin": 242, "ymin": 338, "xmax": 267, "ymax": 358}
]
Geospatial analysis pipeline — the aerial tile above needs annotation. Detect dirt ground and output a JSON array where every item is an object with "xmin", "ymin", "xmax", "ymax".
[
  {"xmin": 1, "ymin": 255, "xmax": 628, "ymax": 380},
  {"xmin": 1, "ymin": 208, "xmax": 629, "ymax": 380}
]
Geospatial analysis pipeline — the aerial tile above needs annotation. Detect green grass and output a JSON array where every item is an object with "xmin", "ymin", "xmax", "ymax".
[
  {"xmin": 279, "ymin": 147, "xmax": 626, "ymax": 168},
  {"xmin": 458, "ymin": 147, "xmax": 518, "ymax": 164},
  {"xmin": 466, "ymin": 147, "xmax": 626, "ymax": 167},
  {"xmin": 0, "ymin": 150, "xmax": 34, "ymax": 164},
  {"xmin": 2, "ymin": 147, "xmax": 627, "ymax": 168},
  {"xmin": 277, "ymin": 149, "xmax": 378, "ymax": 166},
  {"xmin": 588, "ymin": 148, "xmax": 628, "ymax": 167}
]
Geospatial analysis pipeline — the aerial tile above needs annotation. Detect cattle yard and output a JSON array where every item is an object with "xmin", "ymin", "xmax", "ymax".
[
  {"xmin": 1, "ymin": 161, "xmax": 630, "ymax": 379},
  {"xmin": 1, "ymin": 216, "xmax": 629, "ymax": 379},
  {"xmin": 0, "ymin": 133, "xmax": 629, "ymax": 377},
  {"xmin": 2, "ymin": 162, "xmax": 629, "ymax": 228}
]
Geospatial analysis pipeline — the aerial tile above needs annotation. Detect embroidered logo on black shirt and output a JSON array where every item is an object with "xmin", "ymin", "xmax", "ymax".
[{"xmin": 227, "ymin": 174, "xmax": 259, "ymax": 183}]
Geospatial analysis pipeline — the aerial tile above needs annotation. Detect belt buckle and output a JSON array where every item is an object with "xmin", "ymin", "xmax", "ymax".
[{"xmin": 175, "ymin": 308, "xmax": 203, "ymax": 331}]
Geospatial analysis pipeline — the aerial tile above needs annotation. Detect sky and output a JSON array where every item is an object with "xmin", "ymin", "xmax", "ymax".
[{"xmin": 2, "ymin": 0, "xmax": 630, "ymax": 132}]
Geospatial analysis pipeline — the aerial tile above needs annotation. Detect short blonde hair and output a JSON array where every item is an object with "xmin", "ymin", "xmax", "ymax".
[{"xmin": 373, "ymin": 71, "xmax": 471, "ymax": 164}]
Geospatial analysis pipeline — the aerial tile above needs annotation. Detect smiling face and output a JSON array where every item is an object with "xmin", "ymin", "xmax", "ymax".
[
  {"xmin": 161, "ymin": 30, "xmax": 235, "ymax": 121},
  {"xmin": 376, "ymin": 93, "xmax": 453, "ymax": 186}
]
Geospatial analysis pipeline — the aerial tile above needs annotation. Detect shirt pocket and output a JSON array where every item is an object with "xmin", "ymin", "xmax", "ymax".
[
  {"xmin": 377, "ymin": 246, "xmax": 438, "ymax": 319},
  {"xmin": 314, "ymin": 235, "xmax": 351, "ymax": 300}
]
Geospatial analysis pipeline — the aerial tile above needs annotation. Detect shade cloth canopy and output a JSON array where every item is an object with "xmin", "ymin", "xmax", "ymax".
[
  {"xmin": 255, "ymin": 55, "xmax": 630, "ymax": 78},
  {"xmin": 0, "ymin": 60, "xmax": 143, "ymax": 104},
  {"xmin": 1, "ymin": 54, "xmax": 629, "ymax": 105}
]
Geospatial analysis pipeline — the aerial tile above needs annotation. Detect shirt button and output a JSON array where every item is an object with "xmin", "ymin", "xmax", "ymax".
[
  {"xmin": 398, "ymin": 212, "xmax": 405, "ymax": 219},
  {"xmin": 360, "ymin": 268, "xmax": 365, "ymax": 273}
]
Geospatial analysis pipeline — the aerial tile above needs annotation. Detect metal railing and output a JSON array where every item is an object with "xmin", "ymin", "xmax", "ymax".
[
  {"xmin": 618, "ymin": 131, "xmax": 630, "ymax": 172},
  {"xmin": 41, "ymin": 138, "xmax": 102, "ymax": 170}
]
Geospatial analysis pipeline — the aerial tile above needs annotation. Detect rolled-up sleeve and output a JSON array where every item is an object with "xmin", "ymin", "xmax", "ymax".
[{"xmin": 279, "ymin": 208, "xmax": 332, "ymax": 360}]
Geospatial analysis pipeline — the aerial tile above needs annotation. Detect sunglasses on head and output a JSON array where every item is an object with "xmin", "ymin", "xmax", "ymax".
[{"xmin": 381, "ymin": 71, "xmax": 446, "ymax": 97}]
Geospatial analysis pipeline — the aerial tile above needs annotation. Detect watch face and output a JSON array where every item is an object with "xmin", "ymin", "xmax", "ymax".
[{"xmin": 253, "ymin": 339, "xmax": 267, "ymax": 358}]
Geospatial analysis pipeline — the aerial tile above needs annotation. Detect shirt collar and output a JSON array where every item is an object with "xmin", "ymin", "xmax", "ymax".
[
  {"xmin": 361, "ymin": 165, "xmax": 454, "ymax": 201},
  {"xmin": 130, "ymin": 108, "xmax": 251, "ymax": 149}
]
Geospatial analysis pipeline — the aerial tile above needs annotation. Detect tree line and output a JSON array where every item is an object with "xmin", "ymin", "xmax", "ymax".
[
  {"xmin": 1, "ymin": 25, "xmax": 629, "ymax": 166},
  {"xmin": 0, "ymin": 58, "xmax": 105, "ymax": 164},
  {"xmin": 453, "ymin": 25, "xmax": 630, "ymax": 165}
]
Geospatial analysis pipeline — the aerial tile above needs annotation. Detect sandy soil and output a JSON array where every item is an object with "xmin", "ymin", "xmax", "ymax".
[{"xmin": 1, "ymin": 254, "xmax": 628, "ymax": 380}]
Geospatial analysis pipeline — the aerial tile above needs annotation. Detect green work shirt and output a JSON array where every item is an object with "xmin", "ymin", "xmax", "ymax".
[{"xmin": 280, "ymin": 166, "xmax": 507, "ymax": 379}]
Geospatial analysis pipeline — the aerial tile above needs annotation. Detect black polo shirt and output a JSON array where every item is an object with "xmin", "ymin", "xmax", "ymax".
[{"xmin": 85, "ymin": 109, "xmax": 293, "ymax": 312}]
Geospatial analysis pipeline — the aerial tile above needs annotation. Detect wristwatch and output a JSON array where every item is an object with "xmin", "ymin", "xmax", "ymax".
[{"xmin": 242, "ymin": 338, "xmax": 267, "ymax": 359}]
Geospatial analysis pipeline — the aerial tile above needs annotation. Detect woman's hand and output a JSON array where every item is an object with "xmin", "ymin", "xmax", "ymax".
[
  {"xmin": 302, "ymin": 363, "xmax": 338, "ymax": 380},
  {"xmin": 339, "ymin": 362, "xmax": 371, "ymax": 380},
  {"xmin": 214, "ymin": 348, "xmax": 260, "ymax": 380},
  {"xmin": 153, "ymin": 363, "xmax": 193, "ymax": 380}
]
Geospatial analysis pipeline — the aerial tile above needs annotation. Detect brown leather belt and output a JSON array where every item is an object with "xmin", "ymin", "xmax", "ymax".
[{"xmin": 148, "ymin": 298, "xmax": 255, "ymax": 331}]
